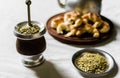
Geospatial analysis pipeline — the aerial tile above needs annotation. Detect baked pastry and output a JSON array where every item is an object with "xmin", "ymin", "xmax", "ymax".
[{"xmin": 51, "ymin": 10, "xmax": 110, "ymax": 38}]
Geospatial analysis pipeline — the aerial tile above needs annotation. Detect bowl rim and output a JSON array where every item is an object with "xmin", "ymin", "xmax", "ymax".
[{"xmin": 72, "ymin": 48, "xmax": 115, "ymax": 77}]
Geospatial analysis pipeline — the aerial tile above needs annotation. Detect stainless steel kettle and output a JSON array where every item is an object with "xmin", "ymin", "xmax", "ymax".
[{"xmin": 57, "ymin": 0, "xmax": 102, "ymax": 14}]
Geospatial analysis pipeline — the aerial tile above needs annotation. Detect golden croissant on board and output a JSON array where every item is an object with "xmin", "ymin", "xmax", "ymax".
[{"xmin": 51, "ymin": 10, "xmax": 110, "ymax": 38}]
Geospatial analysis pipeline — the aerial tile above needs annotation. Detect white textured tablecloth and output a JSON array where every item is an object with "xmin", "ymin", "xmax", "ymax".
[{"xmin": 0, "ymin": 0, "xmax": 120, "ymax": 78}]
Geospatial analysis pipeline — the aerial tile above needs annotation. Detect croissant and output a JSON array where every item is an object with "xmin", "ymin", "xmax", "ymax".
[{"xmin": 51, "ymin": 10, "xmax": 110, "ymax": 38}]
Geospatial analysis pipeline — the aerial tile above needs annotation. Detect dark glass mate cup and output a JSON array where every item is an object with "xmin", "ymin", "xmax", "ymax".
[{"xmin": 14, "ymin": 21, "xmax": 46, "ymax": 67}]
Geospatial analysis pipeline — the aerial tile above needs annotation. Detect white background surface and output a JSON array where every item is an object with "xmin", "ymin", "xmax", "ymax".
[{"xmin": 0, "ymin": 0, "xmax": 120, "ymax": 78}]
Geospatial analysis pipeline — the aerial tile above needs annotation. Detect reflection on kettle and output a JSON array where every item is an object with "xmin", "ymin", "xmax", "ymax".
[{"xmin": 57, "ymin": 0, "xmax": 102, "ymax": 14}]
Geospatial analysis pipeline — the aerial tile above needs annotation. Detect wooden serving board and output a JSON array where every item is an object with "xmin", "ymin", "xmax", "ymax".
[{"xmin": 46, "ymin": 13, "xmax": 114, "ymax": 45}]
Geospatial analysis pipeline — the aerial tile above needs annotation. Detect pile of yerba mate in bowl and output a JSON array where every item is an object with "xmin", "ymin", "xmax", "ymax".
[
  {"xmin": 72, "ymin": 48, "xmax": 115, "ymax": 78},
  {"xmin": 75, "ymin": 52, "xmax": 109, "ymax": 74}
]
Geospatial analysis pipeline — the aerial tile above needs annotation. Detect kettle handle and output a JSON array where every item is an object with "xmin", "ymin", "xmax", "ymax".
[{"xmin": 57, "ymin": 0, "xmax": 67, "ymax": 8}]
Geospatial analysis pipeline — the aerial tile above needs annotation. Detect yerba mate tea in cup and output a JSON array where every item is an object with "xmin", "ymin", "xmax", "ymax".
[
  {"xmin": 14, "ymin": 21, "xmax": 46, "ymax": 67},
  {"xmin": 14, "ymin": 0, "xmax": 46, "ymax": 67}
]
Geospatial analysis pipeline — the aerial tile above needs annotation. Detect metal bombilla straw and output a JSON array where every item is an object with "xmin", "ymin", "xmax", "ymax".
[{"xmin": 26, "ymin": 0, "xmax": 32, "ymax": 27}]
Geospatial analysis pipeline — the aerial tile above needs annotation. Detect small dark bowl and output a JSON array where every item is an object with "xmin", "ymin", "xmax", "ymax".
[{"xmin": 72, "ymin": 48, "xmax": 115, "ymax": 78}]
